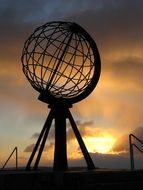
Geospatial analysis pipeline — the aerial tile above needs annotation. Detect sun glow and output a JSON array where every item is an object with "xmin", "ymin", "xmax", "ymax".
[{"xmin": 84, "ymin": 135, "xmax": 116, "ymax": 154}]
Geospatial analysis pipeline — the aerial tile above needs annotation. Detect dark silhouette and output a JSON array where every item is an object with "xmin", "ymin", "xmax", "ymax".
[{"xmin": 21, "ymin": 21, "xmax": 101, "ymax": 171}]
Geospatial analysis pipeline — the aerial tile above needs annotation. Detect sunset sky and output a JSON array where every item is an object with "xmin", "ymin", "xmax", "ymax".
[{"xmin": 0, "ymin": 0, "xmax": 143, "ymax": 169}]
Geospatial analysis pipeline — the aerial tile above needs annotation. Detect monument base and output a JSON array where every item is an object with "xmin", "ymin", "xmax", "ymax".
[{"xmin": 0, "ymin": 168, "xmax": 143, "ymax": 190}]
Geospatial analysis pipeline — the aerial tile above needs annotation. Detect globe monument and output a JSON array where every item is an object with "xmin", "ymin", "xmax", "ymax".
[{"xmin": 21, "ymin": 21, "xmax": 101, "ymax": 171}]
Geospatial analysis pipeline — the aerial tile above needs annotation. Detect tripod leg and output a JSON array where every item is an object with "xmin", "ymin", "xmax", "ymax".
[
  {"xmin": 26, "ymin": 109, "xmax": 53, "ymax": 170},
  {"xmin": 67, "ymin": 110, "xmax": 95, "ymax": 170},
  {"xmin": 33, "ymin": 109, "xmax": 54, "ymax": 170}
]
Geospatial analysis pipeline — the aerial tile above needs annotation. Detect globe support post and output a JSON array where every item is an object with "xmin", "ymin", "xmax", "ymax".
[
  {"xmin": 25, "ymin": 105, "xmax": 95, "ymax": 170},
  {"xmin": 53, "ymin": 106, "xmax": 68, "ymax": 170}
]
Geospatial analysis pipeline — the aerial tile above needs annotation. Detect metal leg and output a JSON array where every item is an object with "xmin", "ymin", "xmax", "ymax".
[
  {"xmin": 33, "ymin": 110, "xmax": 54, "ymax": 170},
  {"xmin": 26, "ymin": 109, "xmax": 54, "ymax": 170},
  {"xmin": 67, "ymin": 110, "xmax": 95, "ymax": 170}
]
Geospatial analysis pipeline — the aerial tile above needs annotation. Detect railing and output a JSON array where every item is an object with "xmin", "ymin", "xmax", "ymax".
[
  {"xmin": 129, "ymin": 134, "xmax": 143, "ymax": 170},
  {"xmin": 1, "ymin": 147, "xmax": 18, "ymax": 170}
]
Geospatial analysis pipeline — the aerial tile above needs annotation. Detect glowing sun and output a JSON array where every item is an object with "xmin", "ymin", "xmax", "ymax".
[{"xmin": 83, "ymin": 135, "xmax": 115, "ymax": 154}]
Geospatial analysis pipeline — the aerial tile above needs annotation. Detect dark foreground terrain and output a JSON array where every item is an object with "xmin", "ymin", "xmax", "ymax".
[{"xmin": 0, "ymin": 168, "xmax": 143, "ymax": 190}]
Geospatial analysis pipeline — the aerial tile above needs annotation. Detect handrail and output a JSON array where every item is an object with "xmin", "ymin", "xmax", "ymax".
[
  {"xmin": 1, "ymin": 147, "xmax": 18, "ymax": 170},
  {"xmin": 129, "ymin": 134, "xmax": 143, "ymax": 144},
  {"xmin": 129, "ymin": 134, "xmax": 143, "ymax": 170}
]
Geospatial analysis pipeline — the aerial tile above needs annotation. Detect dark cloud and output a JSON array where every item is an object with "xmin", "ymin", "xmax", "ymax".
[
  {"xmin": 132, "ymin": 127, "xmax": 143, "ymax": 139},
  {"xmin": 112, "ymin": 127, "xmax": 143, "ymax": 154},
  {"xmin": 24, "ymin": 142, "xmax": 54, "ymax": 153},
  {"xmin": 104, "ymin": 56, "xmax": 143, "ymax": 89},
  {"xmin": 29, "ymin": 120, "xmax": 94, "ymax": 142},
  {"xmin": 1, "ymin": 0, "xmax": 143, "ymax": 45},
  {"xmin": 77, "ymin": 120, "xmax": 94, "ymax": 127},
  {"xmin": 91, "ymin": 152, "xmax": 130, "ymax": 169},
  {"xmin": 65, "ymin": 0, "xmax": 143, "ymax": 62},
  {"xmin": 24, "ymin": 143, "xmax": 35, "ymax": 152},
  {"xmin": 65, "ymin": 120, "xmax": 94, "ymax": 141},
  {"xmin": 112, "ymin": 135, "xmax": 129, "ymax": 153},
  {"xmin": 0, "ymin": 0, "xmax": 49, "ymax": 63},
  {"xmin": 1, "ymin": 0, "xmax": 143, "ymax": 71},
  {"xmin": 68, "ymin": 152, "xmax": 130, "ymax": 169},
  {"xmin": 31, "ymin": 132, "xmax": 40, "ymax": 139}
]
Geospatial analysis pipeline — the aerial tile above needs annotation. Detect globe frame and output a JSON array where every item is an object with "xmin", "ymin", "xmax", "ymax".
[
  {"xmin": 21, "ymin": 21, "xmax": 101, "ymax": 105},
  {"xmin": 22, "ymin": 21, "xmax": 101, "ymax": 171}
]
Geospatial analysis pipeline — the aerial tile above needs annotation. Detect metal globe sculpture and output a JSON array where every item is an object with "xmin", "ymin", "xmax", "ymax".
[
  {"xmin": 21, "ymin": 21, "xmax": 101, "ymax": 171},
  {"xmin": 21, "ymin": 21, "xmax": 101, "ymax": 104}
]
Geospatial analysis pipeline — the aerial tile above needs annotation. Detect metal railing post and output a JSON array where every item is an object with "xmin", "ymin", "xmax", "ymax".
[
  {"xmin": 16, "ymin": 147, "xmax": 18, "ymax": 170},
  {"xmin": 129, "ymin": 134, "xmax": 134, "ymax": 170},
  {"xmin": 1, "ymin": 147, "xmax": 18, "ymax": 170},
  {"xmin": 129, "ymin": 134, "xmax": 143, "ymax": 171}
]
